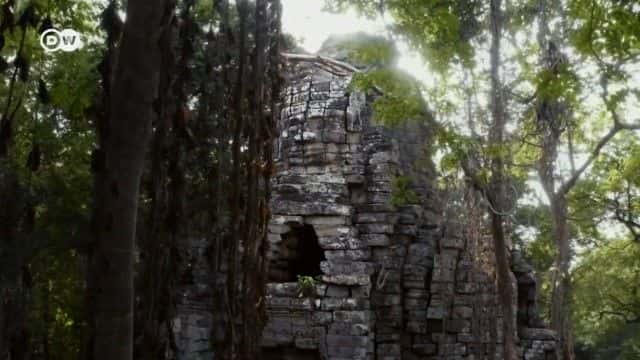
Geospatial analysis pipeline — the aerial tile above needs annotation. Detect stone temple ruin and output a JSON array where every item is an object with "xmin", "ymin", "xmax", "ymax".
[{"xmin": 172, "ymin": 44, "xmax": 558, "ymax": 359}]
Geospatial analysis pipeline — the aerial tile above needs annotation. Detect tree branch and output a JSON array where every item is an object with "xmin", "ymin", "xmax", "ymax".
[
  {"xmin": 567, "ymin": 125, "xmax": 576, "ymax": 175},
  {"xmin": 557, "ymin": 124, "xmax": 621, "ymax": 196},
  {"xmin": 558, "ymin": 53, "xmax": 640, "ymax": 197}
]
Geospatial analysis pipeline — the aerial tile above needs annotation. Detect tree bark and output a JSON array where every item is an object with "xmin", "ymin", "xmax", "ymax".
[
  {"xmin": 239, "ymin": 0, "xmax": 266, "ymax": 357},
  {"xmin": 226, "ymin": 1, "xmax": 249, "ymax": 357},
  {"xmin": 89, "ymin": 1, "xmax": 172, "ymax": 359},
  {"xmin": 549, "ymin": 194, "xmax": 574, "ymax": 360},
  {"xmin": 488, "ymin": 0, "xmax": 518, "ymax": 358},
  {"xmin": 134, "ymin": 9, "xmax": 178, "ymax": 358},
  {"xmin": 0, "ymin": 26, "xmax": 31, "ymax": 360}
]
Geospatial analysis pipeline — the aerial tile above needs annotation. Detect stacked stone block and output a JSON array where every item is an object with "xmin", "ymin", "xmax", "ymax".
[{"xmin": 263, "ymin": 60, "xmax": 377, "ymax": 359}]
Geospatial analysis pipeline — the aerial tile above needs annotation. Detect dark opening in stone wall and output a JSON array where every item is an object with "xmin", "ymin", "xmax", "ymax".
[
  {"xmin": 516, "ymin": 272, "xmax": 538, "ymax": 327},
  {"xmin": 268, "ymin": 224, "xmax": 326, "ymax": 282}
]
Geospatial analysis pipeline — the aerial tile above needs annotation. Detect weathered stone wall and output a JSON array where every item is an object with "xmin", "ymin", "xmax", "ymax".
[
  {"xmin": 170, "ymin": 53, "xmax": 557, "ymax": 360},
  {"xmin": 263, "ymin": 60, "xmax": 377, "ymax": 359},
  {"xmin": 260, "ymin": 56, "xmax": 558, "ymax": 360}
]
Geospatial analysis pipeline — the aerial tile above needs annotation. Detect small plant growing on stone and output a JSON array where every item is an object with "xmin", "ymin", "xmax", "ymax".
[
  {"xmin": 296, "ymin": 275, "xmax": 321, "ymax": 298},
  {"xmin": 390, "ymin": 175, "xmax": 419, "ymax": 207}
]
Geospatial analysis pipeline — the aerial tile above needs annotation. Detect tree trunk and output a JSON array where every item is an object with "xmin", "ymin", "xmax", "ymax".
[
  {"xmin": 226, "ymin": 1, "xmax": 249, "ymax": 357},
  {"xmin": 488, "ymin": 0, "xmax": 518, "ymax": 358},
  {"xmin": 240, "ymin": 0, "xmax": 267, "ymax": 357},
  {"xmin": 43, "ymin": 282, "xmax": 51, "ymax": 360},
  {"xmin": 89, "ymin": 1, "xmax": 171, "ymax": 359},
  {"xmin": 535, "ymin": 2, "xmax": 575, "ymax": 357},
  {"xmin": 135, "ymin": 14, "xmax": 177, "ymax": 358},
  {"xmin": 550, "ymin": 194, "xmax": 575, "ymax": 360},
  {"xmin": 0, "ymin": 26, "xmax": 31, "ymax": 360},
  {"xmin": 205, "ymin": 0, "xmax": 230, "ymax": 350}
]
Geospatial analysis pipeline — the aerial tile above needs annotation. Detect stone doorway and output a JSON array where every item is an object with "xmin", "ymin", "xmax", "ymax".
[{"xmin": 268, "ymin": 223, "xmax": 326, "ymax": 282}]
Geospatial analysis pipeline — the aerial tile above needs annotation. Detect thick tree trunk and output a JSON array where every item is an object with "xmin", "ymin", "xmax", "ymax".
[
  {"xmin": 0, "ymin": 27, "xmax": 31, "ymax": 360},
  {"xmin": 239, "ymin": 0, "xmax": 266, "ymax": 356},
  {"xmin": 89, "ymin": 1, "xmax": 171, "ymax": 359},
  {"xmin": 226, "ymin": 1, "xmax": 248, "ymax": 357},
  {"xmin": 135, "ymin": 17, "xmax": 176, "ymax": 359},
  {"xmin": 488, "ymin": 0, "xmax": 518, "ymax": 358},
  {"xmin": 550, "ymin": 194, "xmax": 575, "ymax": 360}
]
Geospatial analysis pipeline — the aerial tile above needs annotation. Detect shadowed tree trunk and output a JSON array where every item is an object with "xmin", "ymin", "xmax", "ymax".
[
  {"xmin": 88, "ymin": 1, "xmax": 173, "ymax": 359},
  {"xmin": 0, "ymin": 21, "xmax": 33, "ymax": 360},
  {"xmin": 239, "ymin": 0, "xmax": 266, "ymax": 355},
  {"xmin": 239, "ymin": 0, "xmax": 274, "ymax": 357},
  {"xmin": 488, "ymin": 0, "xmax": 517, "ymax": 358},
  {"xmin": 134, "ymin": 6, "xmax": 179, "ymax": 358},
  {"xmin": 226, "ymin": 0, "xmax": 249, "ymax": 357}
]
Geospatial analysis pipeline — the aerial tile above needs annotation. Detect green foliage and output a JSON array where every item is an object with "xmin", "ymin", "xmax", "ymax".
[
  {"xmin": 534, "ymin": 65, "xmax": 581, "ymax": 105},
  {"xmin": 324, "ymin": 0, "xmax": 481, "ymax": 72},
  {"xmin": 569, "ymin": 134, "xmax": 640, "ymax": 244},
  {"xmin": 390, "ymin": 175, "xmax": 419, "ymax": 207},
  {"xmin": 322, "ymin": 0, "xmax": 382, "ymax": 19},
  {"xmin": 296, "ymin": 275, "xmax": 322, "ymax": 298},
  {"xmin": 321, "ymin": 34, "xmax": 427, "ymax": 126},
  {"xmin": 0, "ymin": 1, "xmax": 102, "ymax": 356},
  {"xmin": 573, "ymin": 239, "xmax": 640, "ymax": 358},
  {"xmin": 569, "ymin": 0, "xmax": 640, "ymax": 59},
  {"xmin": 350, "ymin": 68, "xmax": 427, "ymax": 125},
  {"xmin": 336, "ymin": 34, "xmax": 398, "ymax": 67},
  {"xmin": 29, "ymin": 249, "xmax": 86, "ymax": 359}
]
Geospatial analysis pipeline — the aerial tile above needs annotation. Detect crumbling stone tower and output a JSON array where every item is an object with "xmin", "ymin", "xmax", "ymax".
[{"xmin": 260, "ymin": 53, "xmax": 558, "ymax": 360}]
